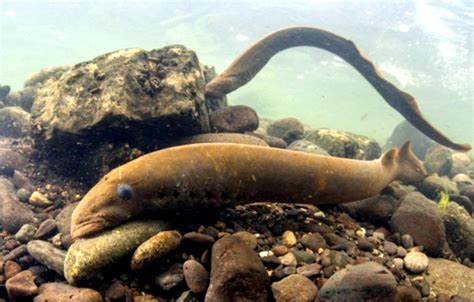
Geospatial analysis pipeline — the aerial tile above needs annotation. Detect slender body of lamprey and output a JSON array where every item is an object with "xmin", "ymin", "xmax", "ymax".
[
  {"xmin": 205, "ymin": 27, "xmax": 471, "ymax": 152},
  {"xmin": 71, "ymin": 142, "xmax": 426, "ymax": 239}
]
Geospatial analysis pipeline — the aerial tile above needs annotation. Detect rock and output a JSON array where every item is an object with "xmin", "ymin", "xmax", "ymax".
[
  {"xmin": 460, "ymin": 184, "xmax": 474, "ymax": 202},
  {"xmin": 300, "ymin": 233, "xmax": 328, "ymax": 252},
  {"xmin": 64, "ymin": 220, "xmax": 169, "ymax": 285},
  {"xmin": 451, "ymin": 153, "xmax": 471, "ymax": 177},
  {"xmin": 0, "ymin": 178, "xmax": 37, "ymax": 233},
  {"xmin": 357, "ymin": 237, "xmax": 374, "ymax": 252},
  {"xmin": 24, "ymin": 65, "xmax": 70, "ymax": 88},
  {"xmin": 279, "ymin": 253, "xmax": 297, "ymax": 266},
  {"xmin": 449, "ymin": 194, "xmax": 473, "ymax": 214},
  {"xmin": 183, "ymin": 232, "xmax": 215, "ymax": 245},
  {"xmin": 396, "ymin": 285, "xmax": 422, "ymax": 302},
  {"xmin": 340, "ymin": 195, "xmax": 399, "ymax": 223},
  {"xmin": 32, "ymin": 46, "xmax": 221, "ymax": 178},
  {"xmin": 440, "ymin": 202, "xmax": 474, "ymax": 260},
  {"xmin": 0, "ymin": 107, "xmax": 31, "ymax": 137},
  {"xmin": 183, "ymin": 260, "xmax": 209, "ymax": 294},
  {"xmin": 34, "ymin": 282, "xmax": 103, "ymax": 302},
  {"xmin": 384, "ymin": 120, "xmax": 434, "ymax": 160},
  {"xmin": 3, "ymin": 245, "xmax": 28, "ymax": 261},
  {"xmin": 390, "ymin": 192, "xmax": 446, "ymax": 256},
  {"xmin": 267, "ymin": 118, "xmax": 304, "ymax": 144},
  {"xmin": 175, "ymin": 133, "xmax": 268, "ymax": 147},
  {"xmin": 305, "ymin": 128, "xmax": 381, "ymax": 160},
  {"xmin": 15, "ymin": 224, "xmax": 37, "ymax": 243},
  {"xmin": 27, "ymin": 240, "xmax": 66, "ymax": 276},
  {"xmin": 272, "ymin": 245, "xmax": 288, "ymax": 256},
  {"xmin": 427, "ymin": 258, "xmax": 474, "ymax": 299},
  {"xmin": 4, "ymin": 260, "xmax": 22, "ymax": 279},
  {"xmin": 155, "ymin": 263, "xmax": 185, "ymax": 291},
  {"xmin": 232, "ymin": 231, "xmax": 258, "ymax": 249},
  {"xmin": 287, "ymin": 139, "xmax": 329, "ymax": 156},
  {"xmin": 271, "ymin": 274, "xmax": 318, "ymax": 302},
  {"xmin": 131, "ymin": 230, "xmax": 182, "ymax": 270},
  {"xmin": 16, "ymin": 86, "xmax": 37, "ymax": 112},
  {"xmin": 418, "ymin": 174, "xmax": 459, "ymax": 199},
  {"xmin": 0, "ymin": 84, "xmax": 10, "ymax": 101},
  {"xmin": 292, "ymin": 250, "xmax": 315, "ymax": 264},
  {"xmin": 323, "ymin": 233, "xmax": 357, "ymax": 256},
  {"xmin": 401, "ymin": 234, "xmax": 414, "ymax": 249},
  {"xmin": 403, "ymin": 251, "xmax": 429, "ymax": 273},
  {"xmin": 317, "ymin": 262, "xmax": 397, "ymax": 301},
  {"xmin": 384, "ymin": 241, "xmax": 398, "ymax": 256},
  {"xmin": 281, "ymin": 230, "xmax": 297, "ymax": 247},
  {"xmin": 296, "ymin": 263, "xmax": 322, "ymax": 278},
  {"xmin": 209, "ymin": 105, "xmax": 259, "ymax": 133},
  {"xmin": 247, "ymin": 132, "xmax": 287, "ymax": 148},
  {"xmin": 5, "ymin": 270, "xmax": 38, "ymax": 299},
  {"xmin": 34, "ymin": 219, "xmax": 58, "ymax": 238},
  {"xmin": 13, "ymin": 170, "xmax": 35, "ymax": 192},
  {"xmin": 55, "ymin": 202, "xmax": 78, "ymax": 235},
  {"xmin": 423, "ymin": 145, "xmax": 453, "ymax": 176},
  {"xmin": 29, "ymin": 191, "xmax": 53, "ymax": 207},
  {"xmin": 0, "ymin": 148, "xmax": 26, "ymax": 176},
  {"xmin": 105, "ymin": 281, "xmax": 130, "ymax": 300},
  {"xmin": 205, "ymin": 234, "xmax": 270, "ymax": 301}
]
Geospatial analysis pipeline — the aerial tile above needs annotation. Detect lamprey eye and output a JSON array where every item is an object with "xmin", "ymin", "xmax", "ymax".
[{"xmin": 117, "ymin": 183, "xmax": 134, "ymax": 201}]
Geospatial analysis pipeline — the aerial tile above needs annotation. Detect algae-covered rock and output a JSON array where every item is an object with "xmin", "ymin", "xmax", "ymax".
[
  {"xmin": 305, "ymin": 128, "xmax": 380, "ymax": 160},
  {"xmin": 130, "ymin": 230, "xmax": 182, "ymax": 270},
  {"xmin": 64, "ymin": 220, "xmax": 169, "ymax": 285},
  {"xmin": 441, "ymin": 202, "xmax": 474, "ymax": 260},
  {"xmin": 427, "ymin": 258, "xmax": 474, "ymax": 299}
]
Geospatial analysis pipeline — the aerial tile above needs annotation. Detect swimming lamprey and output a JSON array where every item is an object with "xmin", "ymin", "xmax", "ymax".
[
  {"xmin": 71, "ymin": 141, "xmax": 426, "ymax": 239},
  {"xmin": 205, "ymin": 27, "xmax": 471, "ymax": 152}
]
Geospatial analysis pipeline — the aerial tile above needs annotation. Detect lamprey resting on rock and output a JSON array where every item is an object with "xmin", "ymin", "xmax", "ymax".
[
  {"xmin": 71, "ymin": 141, "xmax": 426, "ymax": 239},
  {"xmin": 205, "ymin": 27, "xmax": 471, "ymax": 152}
]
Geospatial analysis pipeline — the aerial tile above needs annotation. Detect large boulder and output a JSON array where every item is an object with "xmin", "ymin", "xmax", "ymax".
[
  {"xmin": 305, "ymin": 128, "xmax": 380, "ymax": 160},
  {"xmin": 0, "ymin": 106, "xmax": 31, "ymax": 137},
  {"xmin": 440, "ymin": 202, "xmax": 474, "ymax": 260},
  {"xmin": 30, "ymin": 45, "xmax": 225, "ymax": 179},
  {"xmin": 427, "ymin": 258, "xmax": 474, "ymax": 299}
]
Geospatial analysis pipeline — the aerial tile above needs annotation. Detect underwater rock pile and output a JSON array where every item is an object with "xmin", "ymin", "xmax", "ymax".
[{"xmin": 0, "ymin": 41, "xmax": 473, "ymax": 301}]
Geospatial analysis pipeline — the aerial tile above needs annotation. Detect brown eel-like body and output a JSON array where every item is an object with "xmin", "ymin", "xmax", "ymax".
[
  {"xmin": 71, "ymin": 141, "xmax": 426, "ymax": 239},
  {"xmin": 205, "ymin": 27, "xmax": 470, "ymax": 152}
]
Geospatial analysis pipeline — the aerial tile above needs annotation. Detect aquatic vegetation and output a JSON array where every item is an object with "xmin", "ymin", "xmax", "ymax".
[{"xmin": 437, "ymin": 190, "xmax": 450, "ymax": 212}]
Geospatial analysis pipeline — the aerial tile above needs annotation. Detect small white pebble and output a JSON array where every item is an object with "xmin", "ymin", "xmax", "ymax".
[
  {"xmin": 259, "ymin": 250, "xmax": 273, "ymax": 258},
  {"xmin": 355, "ymin": 228, "xmax": 366, "ymax": 237},
  {"xmin": 404, "ymin": 251, "xmax": 429, "ymax": 273},
  {"xmin": 29, "ymin": 191, "xmax": 52, "ymax": 207},
  {"xmin": 372, "ymin": 231, "xmax": 385, "ymax": 241},
  {"xmin": 314, "ymin": 211, "xmax": 326, "ymax": 218},
  {"xmin": 278, "ymin": 252, "xmax": 297, "ymax": 266}
]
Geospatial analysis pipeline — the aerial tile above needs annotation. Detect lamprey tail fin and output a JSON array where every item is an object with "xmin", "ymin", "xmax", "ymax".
[{"xmin": 395, "ymin": 141, "xmax": 427, "ymax": 184}]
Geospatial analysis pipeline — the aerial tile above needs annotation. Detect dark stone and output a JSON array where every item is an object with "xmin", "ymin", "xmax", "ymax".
[
  {"xmin": 340, "ymin": 195, "xmax": 400, "ymax": 223},
  {"xmin": 0, "ymin": 149, "xmax": 26, "ymax": 176},
  {"xmin": 390, "ymin": 192, "xmax": 446, "ymax": 256},
  {"xmin": 300, "ymin": 233, "xmax": 328, "ymax": 252},
  {"xmin": 183, "ymin": 259, "xmax": 209, "ymax": 294},
  {"xmin": 33, "ymin": 219, "xmax": 57, "ymax": 239},
  {"xmin": 54, "ymin": 202, "xmax": 78, "ymax": 236},
  {"xmin": 357, "ymin": 237, "xmax": 375, "ymax": 252},
  {"xmin": 205, "ymin": 234, "xmax": 270, "ymax": 301},
  {"xmin": 0, "ymin": 178, "xmax": 37, "ymax": 233},
  {"xmin": 460, "ymin": 185, "xmax": 474, "ymax": 202},
  {"xmin": 247, "ymin": 132, "xmax": 287, "ymax": 148},
  {"xmin": 267, "ymin": 118, "xmax": 304, "ymax": 144},
  {"xmin": 449, "ymin": 194, "xmax": 472, "ymax": 215},
  {"xmin": 209, "ymin": 105, "xmax": 259, "ymax": 133},
  {"xmin": 396, "ymin": 286, "xmax": 422, "ymax": 302},
  {"xmin": 323, "ymin": 233, "xmax": 358, "ymax": 256},
  {"xmin": 182, "ymin": 232, "xmax": 215, "ymax": 245},
  {"xmin": 316, "ymin": 262, "xmax": 397, "ymax": 302},
  {"xmin": 155, "ymin": 263, "xmax": 185, "ymax": 291}
]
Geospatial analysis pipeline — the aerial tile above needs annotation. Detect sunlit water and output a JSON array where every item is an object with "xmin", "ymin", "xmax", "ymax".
[{"xmin": 1, "ymin": 0, "xmax": 472, "ymax": 149}]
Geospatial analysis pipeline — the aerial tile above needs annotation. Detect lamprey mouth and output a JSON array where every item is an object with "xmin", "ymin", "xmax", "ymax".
[{"xmin": 71, "ymin": 219, "xmax": 108, "ymax": 240}]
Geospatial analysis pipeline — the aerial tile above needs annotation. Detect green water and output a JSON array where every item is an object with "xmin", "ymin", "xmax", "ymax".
[{"xmin": 1, "ymin": 0, "xmax": 472, "ymax": 148}]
